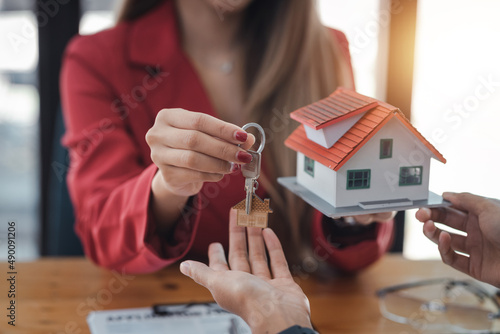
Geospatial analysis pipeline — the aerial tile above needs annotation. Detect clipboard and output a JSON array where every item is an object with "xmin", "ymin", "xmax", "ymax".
[{"xmin": 87, "ymin": 302, "xmax": 251, "ymax": 334}]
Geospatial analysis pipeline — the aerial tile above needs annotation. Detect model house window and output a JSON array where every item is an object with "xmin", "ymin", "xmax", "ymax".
[
  {"xmin": 304, "ymin": 157, "xmax": 314, "ymax": 177},
  {"xmin": 399, "ymin": 166, "xmax": 423, "ymax": 186},
  {"xmin": 380, "ymin": 139, "xmax": 393, "ymax": 159},
  {"xmin": 347, "ymin": 169, "xmax": 371, "ymax": 189}
]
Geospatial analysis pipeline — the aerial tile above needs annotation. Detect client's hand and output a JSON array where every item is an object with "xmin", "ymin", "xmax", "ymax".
[
  {"xmin": 180, "ymin": 210, "xmax": 313, "ymax": 334},
  {"xmin": 416, "ymin": 192, "xmax": 500, "ymax": 288}
]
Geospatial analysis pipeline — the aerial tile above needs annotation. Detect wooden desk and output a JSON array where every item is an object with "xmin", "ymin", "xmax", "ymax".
[{"xmin": 0, "ymin": 255, "xmax": 471, "ymax": 334}]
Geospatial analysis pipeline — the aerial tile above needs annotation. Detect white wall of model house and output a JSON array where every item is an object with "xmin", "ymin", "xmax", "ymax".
[
  {"xmin": 297, "ymin": 152, "xmax": 337, "ymax": 204},
  {"xmin": 296, "ymin": 117, "xmax": 435, "ymax": 208}
]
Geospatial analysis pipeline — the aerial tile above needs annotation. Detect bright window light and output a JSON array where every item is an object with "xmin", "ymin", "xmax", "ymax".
[
  {"xmin": 79, "ymin": 11, "xmax": 116, "ymax": 35},
  {"xmin": 404, "ymin": 0, "xmax": 500, "ymax": 260},
  {"xmin": 318, "ymin": 0, "xmax": 390, "ymax": 99},
  {"xmin": 0, "ymin": 11, "xmax": 38, "ymax": 72}
]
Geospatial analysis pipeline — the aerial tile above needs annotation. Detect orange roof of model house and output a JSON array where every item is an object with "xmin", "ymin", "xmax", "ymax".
[
  {"xmin": 285, "ymin": 87, "xmax": 446, "ymax": 171},
  {"xmin": 290, "ymin": 87, "xmax": 379, "ymax": 130}
]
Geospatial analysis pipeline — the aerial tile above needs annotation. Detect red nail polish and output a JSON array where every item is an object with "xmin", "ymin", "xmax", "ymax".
[
  {"xmin": 237, "ymin": 151, "xmax": 253, "ymax": 163},
  {"xmin": 235, "ymin": 131, "xmax": 248, "ymax": 142}
]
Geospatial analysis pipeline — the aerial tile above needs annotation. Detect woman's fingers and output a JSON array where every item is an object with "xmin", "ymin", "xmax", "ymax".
[
  {"xmin": 228, "ymin": 209, "xmax": 251, "ymax": 272},
  {"xmin": 351, "ymin": 211, "xmax": 395, "ymax": 225},
  {"xmin": 263, "ymin": 228, "xmax": 292, "ymax": 279},
  {"xmin": 148, "ymin": 109, "xmax": 256, "ymax": 183},
  {"xmin": 160, "ymin": 165, "xmax": 223, "ymax": 186},
  {"xmin": 247, "ymin": 227, "xmax": 271, "ymax": 279},
  {"xmin": 147, "ymin": 108, "xmax": 258, "ymax": 198},
  {"xmin": 240, "ymin": 133, "xmax": 256, "ymax": 151},
  {"xmin": 157, "ymin": 148, "xmax": 235, "ymax": 174},
  {"xmin": 159, "ymin": 109, "xmax": 250, "ymax": 145},
  {"xmin": 208, "ymin": 243, "xmax": 230, "ymax": 272},
  {"xmin": 161, "ymin": 127, "xmax": 254, "ymax": 165},
  {"xmin": 372, "ymin": 211, "xmax": 396, "ymax": 222}
]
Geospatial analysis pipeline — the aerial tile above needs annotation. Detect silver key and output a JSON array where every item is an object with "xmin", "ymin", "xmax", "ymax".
[
  {"xmin": 241, "ymin": 123, "xmax": 266, "ymax": 215},
  {"xmin": 242, "ymin": 151, "xmax": 260, "ymax": 214}
]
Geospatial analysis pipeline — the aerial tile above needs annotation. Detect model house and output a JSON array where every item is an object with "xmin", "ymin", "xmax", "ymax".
[{"xmin": 279, "ymin": 88, "xmax": 446, "ymax": 213}]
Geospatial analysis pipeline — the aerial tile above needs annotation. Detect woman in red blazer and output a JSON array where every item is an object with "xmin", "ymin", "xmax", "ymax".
[{"xmin": 61, "ymin": 0, "xmax": 394, "ymax": 274}]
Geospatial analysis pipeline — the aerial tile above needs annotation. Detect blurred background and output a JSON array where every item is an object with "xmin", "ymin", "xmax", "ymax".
[{"xmin": 0, "ymin": 0, "xmax": 499, "ymax": 261}]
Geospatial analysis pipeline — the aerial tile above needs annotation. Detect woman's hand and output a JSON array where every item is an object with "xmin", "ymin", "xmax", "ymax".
[
  {"xmin": 180, "ymin": 210, "xmax": 313, "ymax": 334},
  {"xmin": 146, "ymin": 109, "xmax": 255, "ymax": 227},
  {"xmin": 146, "ymin": 108, "xmax": 255, "ymax": 197},
  {"xmin": 350, "ymin": 211, "xmax": 396, "ymax": 225},
  {"xmin": 416, "ymin": 192, "xmax": 500, "ymax": 288}
]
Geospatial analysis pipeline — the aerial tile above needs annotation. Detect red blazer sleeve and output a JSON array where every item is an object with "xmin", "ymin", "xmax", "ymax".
[
  {"xmin": 60, "ymin": 36, "xmax": 200, "ymax": 274},
  {"xmin": 309, "ymin": 29, "xmax": 395, "ymax": 272}
]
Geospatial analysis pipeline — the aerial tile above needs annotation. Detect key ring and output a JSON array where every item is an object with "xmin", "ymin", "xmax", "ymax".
[{"xmin": 242, "ymin": 123, "xmax": 265, "ymax": 153}]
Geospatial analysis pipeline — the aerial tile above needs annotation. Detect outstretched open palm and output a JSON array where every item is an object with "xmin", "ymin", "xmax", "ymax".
[{"xmin": 180, "ymin": 210, "xmax": 312, "ymax": 333}]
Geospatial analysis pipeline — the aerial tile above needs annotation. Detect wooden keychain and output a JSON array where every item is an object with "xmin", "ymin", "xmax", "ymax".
[{"xmin": 232, "ymin": 123, "xmax": 272, "ymax": 228}]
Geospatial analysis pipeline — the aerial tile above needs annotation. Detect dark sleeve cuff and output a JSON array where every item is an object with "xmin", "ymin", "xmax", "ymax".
[
  {"xmin": 144, "ymin": 193, "xmax": 202, "ymax": 260},
  {"xmin": 278, "ymin": 325, "xmax": 318, "ymax": 334}
]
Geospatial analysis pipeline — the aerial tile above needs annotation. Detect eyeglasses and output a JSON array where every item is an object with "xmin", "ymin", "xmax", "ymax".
[{"xmin": 376, "ymin": 278, "xmax": 500, "ymax": 333}]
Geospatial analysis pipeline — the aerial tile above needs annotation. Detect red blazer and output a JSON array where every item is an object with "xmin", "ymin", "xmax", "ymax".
[{"xmin": 61, "ymin": 0, "xmax": 394, "ymax": 274}]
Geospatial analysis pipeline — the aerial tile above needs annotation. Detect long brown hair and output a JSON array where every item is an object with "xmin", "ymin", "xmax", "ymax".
[{"xmin": 118, "ymin": 0, "xmax": 354, "ymax": 263}]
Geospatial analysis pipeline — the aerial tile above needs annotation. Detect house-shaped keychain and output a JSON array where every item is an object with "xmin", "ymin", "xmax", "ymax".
[
  {"xmin": 233, "ymin": 195, "xmax": 273, "ymax": 228},
  {"xmin": 278, "ymin": 87, "xmax": 450, "ymax": 217}
]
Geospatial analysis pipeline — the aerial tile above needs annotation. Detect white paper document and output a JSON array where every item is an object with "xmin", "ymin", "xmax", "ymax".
[{"xmin": 87, "ymin": 303, "xmax": 251, "ymax": 334}]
